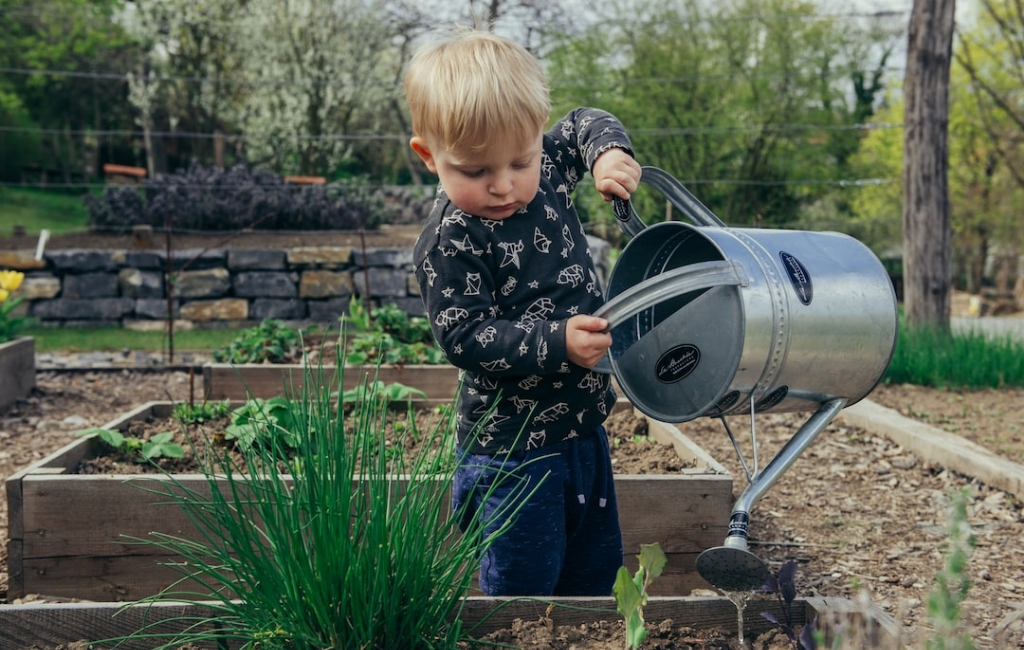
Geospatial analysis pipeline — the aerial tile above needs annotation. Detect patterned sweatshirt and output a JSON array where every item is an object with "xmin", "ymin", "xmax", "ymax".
[{"xmin": 413, "ymin": 108, "xmax": 633, "ymax": 454}]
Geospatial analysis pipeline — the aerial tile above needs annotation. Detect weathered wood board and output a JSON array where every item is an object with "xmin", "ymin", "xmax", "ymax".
[
  {"xmin": 0, "ymin": 596, "xmax": 900, "ymax": 650},
  {"xmin": 0, "ymin": 336, "xmax": 35, "ymax": 410}
]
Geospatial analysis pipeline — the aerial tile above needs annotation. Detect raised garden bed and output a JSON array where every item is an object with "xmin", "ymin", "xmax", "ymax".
[
  {"xmin": 0, "ymin": 595, "xmax": 900, "ymax": 650},
  {"xmin": 6, "ymin": 399, "xmax": 732, "ymax": 602},
  {"xmin": 0, "ymin": 336, "xmax": 35, "ymax": 410}
]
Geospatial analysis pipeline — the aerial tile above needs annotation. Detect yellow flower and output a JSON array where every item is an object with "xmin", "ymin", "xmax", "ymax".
[
  {"xmin": 0, "ymin": 270, "xmax": 25, "ymax": 293},
  {"xmin": 0, "ymin": 288, "xmax": 8, "ymax": 302}
]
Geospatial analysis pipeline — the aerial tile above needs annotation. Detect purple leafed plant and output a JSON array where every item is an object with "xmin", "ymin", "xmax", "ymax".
[
  {"xmin": 84, "ymin": 162, "xmax": 389, "ymax": 232},
  {"xmin": 760, "ymin": 559, "xmax": 818, "ymax": 650}
]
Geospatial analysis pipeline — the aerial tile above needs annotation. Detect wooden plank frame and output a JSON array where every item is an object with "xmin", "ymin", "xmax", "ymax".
[
  {"xmin": 0, "ymin": 336, "xmax": 35, "ymax": 410},
  {"xmin": 0, "ymin": 596, "xmax": 901, "ymax": 650}
]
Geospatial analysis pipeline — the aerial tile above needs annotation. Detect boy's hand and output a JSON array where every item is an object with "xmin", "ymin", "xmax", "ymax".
[
  {"xmin": 565, "ymin": 315, "xmax": 613, "ymax": 369},
  {"xmin": 592, "ymin": 148, "xmax": 641, "ymax": 202}
]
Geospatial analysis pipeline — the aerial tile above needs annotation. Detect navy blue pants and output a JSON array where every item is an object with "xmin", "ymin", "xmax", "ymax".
[{"xmin": 451, "ymin": 426, "xmax": 623, "ymax": 596}]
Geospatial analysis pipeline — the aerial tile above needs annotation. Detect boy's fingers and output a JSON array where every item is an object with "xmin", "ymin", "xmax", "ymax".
[
  {"xmin": 597, "ymin": 180, "xmax": 631, "ymax": 202},
  {"xmin": 577, "ymin": 315, "xmax": 609, "ymax": 332}
]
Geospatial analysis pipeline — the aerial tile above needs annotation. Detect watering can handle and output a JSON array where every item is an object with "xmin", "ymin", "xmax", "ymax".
[
  {"xmin": 593, "ymin": 259, "xmax": 747, "ymax": 330},
  {"xmin": 611, "ymin": 166, "xmax": 727, "ymax": 237},
  {"xmin": 612, "ymin": 195, "xmax": 647, "ymax": 238}
]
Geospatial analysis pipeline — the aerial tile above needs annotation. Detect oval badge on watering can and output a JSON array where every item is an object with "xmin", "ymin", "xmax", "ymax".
[
  {"xmin": 779, "ymin": 251, "xmax": 813, "ymax": 305},
  {"xmin": 655, "ymin": 344, "xmax": 701, "ymax": 383}
]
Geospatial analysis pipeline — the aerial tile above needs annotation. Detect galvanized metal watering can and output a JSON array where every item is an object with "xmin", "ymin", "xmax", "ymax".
[{"xmin": 594, "ymin": 167, "xmax": 898, "ymax": 591}]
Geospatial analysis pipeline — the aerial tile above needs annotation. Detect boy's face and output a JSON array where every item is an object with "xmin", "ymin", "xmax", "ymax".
[{"xmin": 410, "ymin": 131, "xmax": 543, "ymax": 221}]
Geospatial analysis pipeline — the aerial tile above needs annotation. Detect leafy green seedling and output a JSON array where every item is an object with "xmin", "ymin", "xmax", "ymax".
[
  {"xmin": 141, "ymin": 431, "xmax": 187, "ymax": 461},
  {"xmin": 77, "ymin": 428, "xmax": 185, "ymax": 463},
  {"xmin": 79, "ymin": 427, "xmax": 129, "ymax": 450},
  {"xmin": 174, "ymin": 399, "xmax": 232, "ymax": 424},
  {"xmin": 340, "ymin": 380, "xmax": 426, "ymax": 404},
  {"xmin": 613, "ymin": 542, "xmax": 667, "ymax": 650},
  {"xmin": 926, "ymin": 487, "xmax": 976, "ymax": 650},
  {"xmin": 225, "ymin": 397, "xmax": 299, "ymax": 454},
  {"xmin": 760, "ymin": 559, "xmax": 818, "ymax": 650},
  {"xmin": 211, "ymin": 319, "xmax": 306, "ymax": 364},
  {"xmin": 341, "ymin": 295, "xmax": 445, "ymax": 365}
]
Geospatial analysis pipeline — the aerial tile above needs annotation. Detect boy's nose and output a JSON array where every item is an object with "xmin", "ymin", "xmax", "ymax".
[{"xmin": 489, "ymin": 175, "xmax": 513, "ymax": 196}]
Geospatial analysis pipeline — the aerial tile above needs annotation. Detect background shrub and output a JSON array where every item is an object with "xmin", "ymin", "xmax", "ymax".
[{"xmin": 83, "ymin": 162, "xmax": 430, "ymax": 232}]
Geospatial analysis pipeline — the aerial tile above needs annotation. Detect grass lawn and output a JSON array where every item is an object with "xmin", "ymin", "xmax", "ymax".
[
  {"xmin": 0, "ymin": 187, "xmax": 92, "ymax": 236},
  {"xmin": 26, "ymin": 326, "xmax": 246, "ymax": 353}
]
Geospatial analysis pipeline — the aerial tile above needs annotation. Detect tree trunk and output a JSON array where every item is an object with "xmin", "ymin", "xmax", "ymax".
[{"xmin": 902, "ymin": 0, "xmax": 956, "ymax": 329}]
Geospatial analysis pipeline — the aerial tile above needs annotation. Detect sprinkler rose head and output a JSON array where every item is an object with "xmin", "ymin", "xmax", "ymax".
[{"xmin": 696, "ymin": 545, "xmax": 771, "ymax": 592}]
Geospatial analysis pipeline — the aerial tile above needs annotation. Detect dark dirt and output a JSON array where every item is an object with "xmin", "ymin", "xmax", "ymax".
[
  {"xmin": 70, "ymin": 405, "xmax": 683, "ymax": 477},
  {"xmin": 463, "ymin": 615, "xmax": 798, "ymax": 649}
]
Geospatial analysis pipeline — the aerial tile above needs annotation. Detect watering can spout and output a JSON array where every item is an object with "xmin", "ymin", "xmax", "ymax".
[{"xmin": 695, "ymin": 398, "xmax": 846, "ymax": 592}]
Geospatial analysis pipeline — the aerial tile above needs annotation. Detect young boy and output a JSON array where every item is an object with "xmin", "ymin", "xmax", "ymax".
[{"xmin": 404, "ymin": 27, "xmax": 642, "ymax": 597}]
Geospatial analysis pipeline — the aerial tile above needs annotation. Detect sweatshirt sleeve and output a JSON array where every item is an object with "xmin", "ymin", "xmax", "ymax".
[{"xmin": 546, "ymin": 107, "xmax": 634, "ymax": 195}]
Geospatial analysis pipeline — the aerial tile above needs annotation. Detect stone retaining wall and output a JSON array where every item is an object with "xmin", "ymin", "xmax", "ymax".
[{"xmin": 0, "ymin": 237, "xmax": 610, "ymax": 329}]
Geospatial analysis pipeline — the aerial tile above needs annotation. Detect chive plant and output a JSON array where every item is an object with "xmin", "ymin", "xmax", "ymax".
[{"xmin": 108, "ymin": 357, "xmax": 536, "ymax": 649}]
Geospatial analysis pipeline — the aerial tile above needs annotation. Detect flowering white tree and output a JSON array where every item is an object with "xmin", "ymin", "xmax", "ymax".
[
  {"xmin": 234, "ymin": 0, "xmax": 403, "ymax": 176},
  {"xmin": 120, "ymin": 0, "xmax": 245, "ymax": 171}
]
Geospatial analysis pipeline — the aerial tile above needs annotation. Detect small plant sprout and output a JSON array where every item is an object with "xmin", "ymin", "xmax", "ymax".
[
  {"xmin": 341, "ymin": 295, "xmax": 446, "ymax": 365},
  {"xmin": 211, "ymin": 318, "xmax": 307, "ymax": 364},
  {"xmin": 173, "ymin": 399, "xmax": 232, "ymax": 424},
  {"xmin": 77, "ymin": 428, "xmax": 185, "ymax": 463},
  {"xmin": 340, "ymin": 380, "xmax": 426, "ymax": 404},
  {"xmin": 926, "ymin": 487, "xmax": 976, "ymax": 650},
  {"xmin": 613, "ymin": 542, "xmax": 667, "ymax": 650},
  {"xmin": 224, "ymin": 396, "xmax": 300, "ymax": 455},
  {"xmin": 760, "ymin": 559, "xmax": 817, "ymax": 650}
]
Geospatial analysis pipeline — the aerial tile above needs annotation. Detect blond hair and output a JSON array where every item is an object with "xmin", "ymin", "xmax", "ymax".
[{"xmin": 404, "ymin": 27, "xmax": 550, "ymax": 155}]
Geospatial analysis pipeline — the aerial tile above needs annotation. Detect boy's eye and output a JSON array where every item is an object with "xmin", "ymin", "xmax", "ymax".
[{"xmin": 462, "ymin": 169, "xmax": 485, "ymax": 178}]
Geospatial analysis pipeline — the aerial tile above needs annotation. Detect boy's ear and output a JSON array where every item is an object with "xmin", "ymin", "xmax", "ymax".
[{"xmin": 410, "ymin": 137, "xmax": 438, "ymax": 174}]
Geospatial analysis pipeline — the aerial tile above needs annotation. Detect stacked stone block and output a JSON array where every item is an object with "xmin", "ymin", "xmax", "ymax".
[
  {"xmin": 0, "ymin": 245, "xmax": 418, "ymax": 329},
  {"xmin": 0, "ymin": 236, "xmax": 610, "ymax": 329}
]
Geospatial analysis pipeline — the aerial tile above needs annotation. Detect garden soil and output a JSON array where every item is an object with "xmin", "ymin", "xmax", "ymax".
[{"xmin": 1, "ymin": 371, "xmax": 1024, "ymax": 648}]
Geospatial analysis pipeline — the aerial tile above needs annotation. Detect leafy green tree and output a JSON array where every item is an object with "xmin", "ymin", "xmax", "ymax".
[
  {"xmin": 545, "ymin": 0, "xmax": 901, "ymax": 232},
  {"xmin": 955, "ymin": 0, "xmax": 1024, "ymax": 298},
  {"xmin": 229, "ymin": 0, "xmax": 403, "ymax": 177},
  {"xmin": 847, "ymin": 50, "xmax": 1023, "ymax": 296},
  {"xmin": 120, "ymin": 0, "xmax": 247, "ymax": 175},
  {"xmin": 0, "ymin": 0, "xmax": 137, "ymax": 183},
  {"xmin": 0, "ymin": 83, "xmax": 42, "ymax": 182},
  {"xmin": 846, "ymin": 96, "xmax": 904, "ymax": 253}
]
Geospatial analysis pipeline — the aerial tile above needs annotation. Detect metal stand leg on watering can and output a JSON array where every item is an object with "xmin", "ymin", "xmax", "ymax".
[{"xmin": 594, "ymin": 166, "xmax": 899, "ymax": 592}]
